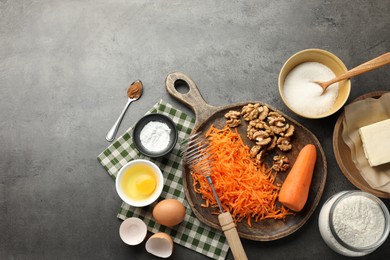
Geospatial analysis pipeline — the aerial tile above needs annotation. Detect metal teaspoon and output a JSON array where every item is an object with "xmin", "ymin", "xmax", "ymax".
[{"xmin": 106, "ymin": 80, "xmax": 143, "ymax": 142}]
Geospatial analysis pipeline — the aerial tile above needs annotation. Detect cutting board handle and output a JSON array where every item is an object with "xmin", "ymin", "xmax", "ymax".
[{"xmin": 165, "ymin": 72, "xmax": 219, "ymax": 130}]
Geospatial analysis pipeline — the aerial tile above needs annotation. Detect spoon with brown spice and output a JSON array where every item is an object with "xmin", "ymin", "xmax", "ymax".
[{"xmin": 106, "ymin": 80, "xmax": 143, "ymax": 142}]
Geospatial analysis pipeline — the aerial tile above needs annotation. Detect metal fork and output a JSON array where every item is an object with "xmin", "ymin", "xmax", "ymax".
[{"xmin": 184, "ymin": 132, "xmax": 248, "ymax": 260}]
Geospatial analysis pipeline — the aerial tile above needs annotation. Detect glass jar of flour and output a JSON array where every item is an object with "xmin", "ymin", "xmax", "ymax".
[{"xmin": 318, "ymin": 191, "xmax": 390, "ymax": 256}]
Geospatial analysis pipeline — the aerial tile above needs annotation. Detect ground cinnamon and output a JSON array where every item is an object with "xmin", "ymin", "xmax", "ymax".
[{"xmin": 127, "ymin": 80, "xmax": 143, "ymax": 99}]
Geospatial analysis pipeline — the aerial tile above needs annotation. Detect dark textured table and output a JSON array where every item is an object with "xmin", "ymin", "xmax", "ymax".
[{"xmin": 1, "ymin": 1, "xmax": 389, "ymax": 259}]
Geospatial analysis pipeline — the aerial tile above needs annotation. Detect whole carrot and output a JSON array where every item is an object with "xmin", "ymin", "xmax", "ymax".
[{"xmin": 278, "ymin": 144, "xmax": 317, "ymax": 212}]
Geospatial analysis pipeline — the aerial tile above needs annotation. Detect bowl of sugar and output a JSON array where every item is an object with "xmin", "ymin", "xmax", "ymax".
[
  {"xmin": 278, "ymin": 49, "xmax": 351, "ymax": 119},
  {"xmin": 132, "ymin": 113, "xmax": 178, "ymax": 157}
]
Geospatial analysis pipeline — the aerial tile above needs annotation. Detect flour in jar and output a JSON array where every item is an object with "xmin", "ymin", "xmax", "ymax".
[
  {"xmin": 140, "ymin": 121, "xmax": 171, "ymax": 152},
  {"xmin": 318, "ymin": 191, "xmax": 389, "ymax": 257},
  {"xmin": 332, "ymin": 195, "xmax": 385, "ymax": 248},
  {"xmin": 283, "ymin": 62, "xmax": 339, "ymax": 117}
]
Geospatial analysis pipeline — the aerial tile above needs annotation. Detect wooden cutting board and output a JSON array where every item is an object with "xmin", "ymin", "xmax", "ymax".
[
  {"xmin": 165, "ymin": 72, "xmax": 327, "ymax": 241},
  {"xmin": 333, "ymin": 91, "xmax": 390, "ymax": 198}
]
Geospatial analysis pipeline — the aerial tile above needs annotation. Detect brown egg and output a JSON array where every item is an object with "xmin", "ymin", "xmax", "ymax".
[{"xmin": 152, "ymin": 199, "xmax": 186, "ymax": 227}]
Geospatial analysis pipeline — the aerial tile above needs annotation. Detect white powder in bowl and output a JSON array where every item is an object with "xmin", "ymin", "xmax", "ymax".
[
  {"xmin": 140, "ymin": 121, "xmax": 171, "ymax": 152},
  {"xmin": 283, "ymin": 62, "xmax": 339, "ymax": 117}
]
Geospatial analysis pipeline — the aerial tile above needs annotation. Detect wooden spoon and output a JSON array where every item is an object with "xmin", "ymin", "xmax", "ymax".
[{"xmin": 314, "ymin": 52, "xmax": 390, "ymax": 94}]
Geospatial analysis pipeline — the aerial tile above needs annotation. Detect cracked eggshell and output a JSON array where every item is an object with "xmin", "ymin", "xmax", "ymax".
[
  {"xmin": 145, "ymin": 232, "xmax": 173, "ymax": 258},
  {"xmin": 119, "ymin": 217, "xmax": 147, "ymax": 246}
]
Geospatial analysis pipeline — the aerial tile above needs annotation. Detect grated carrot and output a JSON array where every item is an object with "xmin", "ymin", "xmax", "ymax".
[{"xmin": 191, "ymin": 125, "xmax": 291, "ymax": 226}]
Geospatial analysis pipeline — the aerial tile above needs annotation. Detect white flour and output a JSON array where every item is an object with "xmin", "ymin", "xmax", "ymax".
[
  {"xmin": 318, "ymin": 191, "xmax": 387, "ymax": 256},
  {"xmin": 333, "ymin": 195, "xmax": 385, "ymax": 248},
  {"xmin": 140, "ymin": 121, "xmax": 171, "ymax": 152},
  {"xmin": 283, "ymin": 62, "xmax": 339, "ymax": 117}
]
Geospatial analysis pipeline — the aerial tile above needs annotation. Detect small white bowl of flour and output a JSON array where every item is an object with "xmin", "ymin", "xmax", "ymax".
[
  {"xmin": 133, "ymin": 113, "xmax": 178, "ymax": 157},
  {"xmin": 279, "ymin": 49, "xmax": 351, "ymax": 119}
]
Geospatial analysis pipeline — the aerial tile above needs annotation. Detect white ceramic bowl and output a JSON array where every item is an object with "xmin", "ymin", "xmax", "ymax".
[{"xmin": 115, "ymin": 159, "xmax": 164, "ymax": 207}]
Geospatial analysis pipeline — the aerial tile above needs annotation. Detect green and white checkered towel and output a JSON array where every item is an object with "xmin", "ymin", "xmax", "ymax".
[{"xmin": 97, "ymin": 100, "xmax": 229, "ymax": 260}]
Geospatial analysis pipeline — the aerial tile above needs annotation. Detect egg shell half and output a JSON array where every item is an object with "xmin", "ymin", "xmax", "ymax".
[
  {"xmin": 145, "ymin": 232, "xmax": 173, "ymax": 258},
  {"xmin": 119, "ymin": 217, "xmax": 147, "ymax": 245},
  {"xmin": 152, "ymin": 199, "xmax": 186, "ymax": 227}
]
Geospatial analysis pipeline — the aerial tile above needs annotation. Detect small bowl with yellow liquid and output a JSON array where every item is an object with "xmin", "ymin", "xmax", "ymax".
[{"xmin": 115, "ymin": 159, "xmax": 164, "ymax": 207}]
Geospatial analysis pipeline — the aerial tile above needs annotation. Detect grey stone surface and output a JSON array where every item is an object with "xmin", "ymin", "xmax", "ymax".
[{"xmin": 1, "ymin": 0, "xmax": 389, "ymax": 259}]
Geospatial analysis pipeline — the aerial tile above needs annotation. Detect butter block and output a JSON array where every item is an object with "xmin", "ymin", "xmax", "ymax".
[{"xmin": 359, "ymin": 119, "xmax": 390, "ymax": 167}]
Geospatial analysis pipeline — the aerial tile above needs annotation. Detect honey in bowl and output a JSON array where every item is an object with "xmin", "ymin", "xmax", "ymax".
[{"xmin": 116, "ymin": 159, "xmax": 164, "ymax": 207}]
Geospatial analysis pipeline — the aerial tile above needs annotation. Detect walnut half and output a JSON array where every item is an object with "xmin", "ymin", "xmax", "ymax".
[
  {"xmin": 277, "ymin": 137, "xmax": 292, "ymax": 151},
  {"xmin": 225, "ymin": 110, "xmax": 241, "ymax": 128},
  {"xmin": 241, "ymin": 103, "xmax": 269, "ymax": 121},
  {"xmin": 272, "ymin": 155, "xmax": 290, "ymax": 172},
  {"xmin": 253, "ymin": 130, "xmax": 271, "ymax": 146}
]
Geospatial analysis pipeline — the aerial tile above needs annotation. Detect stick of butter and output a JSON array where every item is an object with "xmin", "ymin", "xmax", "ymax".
[{"xmin": 359, "ymin": 118, "xmax": 390, "ymax": 167}]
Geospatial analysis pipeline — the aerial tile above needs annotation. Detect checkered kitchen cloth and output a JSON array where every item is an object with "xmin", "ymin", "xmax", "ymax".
[{"xmin": 97, "ymin": 100, "xmax": 229, "ymax": 260}]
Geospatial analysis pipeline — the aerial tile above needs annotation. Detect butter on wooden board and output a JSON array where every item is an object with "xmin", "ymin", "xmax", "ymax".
[{"xmin": 359, "ymin": 119, "xmax": 390, "ymax": 167}]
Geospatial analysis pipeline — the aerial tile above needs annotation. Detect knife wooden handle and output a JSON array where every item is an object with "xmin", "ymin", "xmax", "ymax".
[{"xmin": 218, "ymin": 212, "xmax": 248, "ymax": 260}]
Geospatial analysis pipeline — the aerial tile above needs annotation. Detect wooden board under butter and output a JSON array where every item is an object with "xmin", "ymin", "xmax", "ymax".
[
  {"xmin": 333, "ymin": 91, "xmax": 390, "ymax": 198},
  {"xmin": 165, "ymin": 72, "xmax": 327, "ymax": 241}
]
